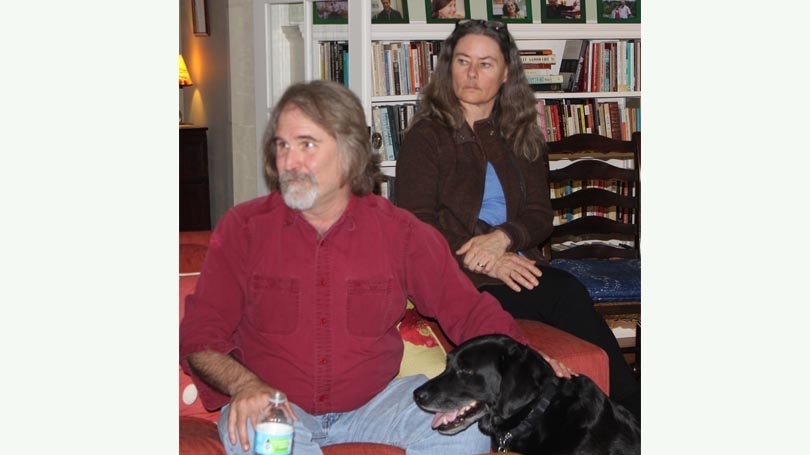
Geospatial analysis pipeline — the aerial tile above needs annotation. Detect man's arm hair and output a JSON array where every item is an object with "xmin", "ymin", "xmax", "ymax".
[{"xmin": 187, "ymin": 350, "xmax": 264, "ymax": 396}]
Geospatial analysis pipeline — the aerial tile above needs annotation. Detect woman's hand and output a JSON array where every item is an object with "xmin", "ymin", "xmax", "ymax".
[
  {"xmin": 536, "ymin": 350, "xmax": 578, "ymax": 379},
  {"xmin": 456, "ymin": 230, "xmax": 512, "ymax": 274},
  {"xmin": 485, "ymin": 253, "xmax": 542, "ymax": 291}
]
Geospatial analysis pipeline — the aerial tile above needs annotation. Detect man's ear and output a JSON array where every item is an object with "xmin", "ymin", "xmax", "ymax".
[{"xmin": 491, "ymin": 344, "xmax": 542, "ymax": 419}]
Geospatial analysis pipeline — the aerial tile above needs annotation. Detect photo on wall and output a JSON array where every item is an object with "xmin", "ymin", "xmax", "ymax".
[
  {"xmin": 372, "ymin": 0, "xmax": 410, "ymax": 24},
  {"xmin": 425, "ymin": 0, "xmax": 470, "ymax": 23},
  {"xmin": 538, "ymin": 0, "xmax": 585, "ymax": 24},
  {"xmin": 487, "ymin": 0, "xmax": 532, "ymax": 24},
  {"xmin": 596, "ymin": 0, "xmax": 640, "ymax": 23},
  {"xmin": 313, "ymin": 1, "xmax": 349, "ymax": 24}
]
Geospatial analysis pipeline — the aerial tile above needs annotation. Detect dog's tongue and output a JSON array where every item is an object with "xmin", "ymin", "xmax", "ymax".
[{"xmin": 431, "ymin": 410, "xmax": 459, "ymax": 429}]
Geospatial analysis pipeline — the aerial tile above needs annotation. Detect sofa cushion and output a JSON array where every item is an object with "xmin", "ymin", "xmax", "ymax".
[
  {"xmin": 551, "ymin": 258, "xmax": 640, "ymax": 303},
  {"xmin": 179, "ymin": 274, "xmax": 219, "ymax": 423},
  {"xmin": 179, "ymin": 416, "xmax": 225, "ymax": 455}
]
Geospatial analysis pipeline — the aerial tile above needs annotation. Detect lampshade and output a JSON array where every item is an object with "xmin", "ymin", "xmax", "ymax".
[{"xmin": 179, "ymin": 54, "xmax": 193, "ymax": 87}]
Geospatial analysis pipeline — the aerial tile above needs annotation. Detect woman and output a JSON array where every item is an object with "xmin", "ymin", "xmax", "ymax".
[
  {"xmin": 432, "ymin": 0, "xmax": 464, "ymax": 19},
  {"xmin": 394, "ymin": 19, "xmax": 640, "ymax": 421},
  {"xmin": 502, "ymin": 0, "xmax": 525, "ymax": 18}
]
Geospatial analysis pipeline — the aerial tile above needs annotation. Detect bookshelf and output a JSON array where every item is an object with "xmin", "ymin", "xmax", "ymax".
[{"xmin": 252, "ymin": 1, "xmax": 641, "ymax": 184}]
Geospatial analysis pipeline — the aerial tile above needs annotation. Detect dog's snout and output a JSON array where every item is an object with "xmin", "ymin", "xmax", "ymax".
[{"xmin": 413, "ymin": 386, "xmax": 430, "ymax": 405}]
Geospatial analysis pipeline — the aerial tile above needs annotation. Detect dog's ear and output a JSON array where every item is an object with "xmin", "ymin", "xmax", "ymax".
[{"xmin": 491, "ymin": 343, "xmax": 547, "ymax": 420}]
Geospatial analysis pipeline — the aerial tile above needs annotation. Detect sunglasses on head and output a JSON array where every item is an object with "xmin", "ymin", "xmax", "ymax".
[{"xmin": 455, "ymin": 19, "xmax": 507, "ymax": 32}]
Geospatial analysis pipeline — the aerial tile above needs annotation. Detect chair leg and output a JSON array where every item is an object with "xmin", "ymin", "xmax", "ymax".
[{"xmin": 634, "ymin": 321, "xmax": 640, "ymax": 380}]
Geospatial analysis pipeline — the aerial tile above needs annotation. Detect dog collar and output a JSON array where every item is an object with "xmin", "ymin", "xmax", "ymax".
[{"xmin": 496, "ymin": 377, "xmax": 561, "ymax": 452}]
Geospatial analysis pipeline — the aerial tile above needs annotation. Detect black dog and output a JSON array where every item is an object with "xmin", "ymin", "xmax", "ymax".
[{"xmin": 413, "ymin": 334, "xmax": 640, "ymax": 454}]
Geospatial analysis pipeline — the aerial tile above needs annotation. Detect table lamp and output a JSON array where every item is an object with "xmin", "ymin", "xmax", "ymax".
[{"xmin": 179, "ymin": 54, "xmax": 193, "ymax": 124}]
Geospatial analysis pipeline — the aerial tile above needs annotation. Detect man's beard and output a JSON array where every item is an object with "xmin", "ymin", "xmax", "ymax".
[{"xmin": 279, "ymin": 171, "xmax": 318, "ymax": 210}]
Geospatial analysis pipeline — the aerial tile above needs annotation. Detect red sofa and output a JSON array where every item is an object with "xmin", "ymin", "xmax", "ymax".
[{"xmin": 179, "ymin": 231, "xmax": 609, "ymax": 454}]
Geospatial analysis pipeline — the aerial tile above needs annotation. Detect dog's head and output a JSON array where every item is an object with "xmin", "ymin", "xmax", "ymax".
[{"xmin": 413, "ymin": 334, "xmax": 554, "ymax": 435}]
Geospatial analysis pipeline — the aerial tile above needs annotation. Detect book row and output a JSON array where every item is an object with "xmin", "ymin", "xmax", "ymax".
[
  {"xmin": 536, "ymin": 98, "xmax": 640, "ymax": 142},
  {"xmin": 552, "ymin": 206, "xmax": 637, "ymax": 227},
  {"xmin": 375, "ymin": 175, "xmax": 397, "ymax": 202},
  {"xmin": 319, "ymin": 41, "xmax": 349, "ymax": 86},
  {"xmin": 370, "ymin": 97, "xmax": 640, "ymax": 162},
  {"xmin": 549, "ymin": 178, "xmax": 637, "ymax": 199},
  {"xmin": 371, "ymin": 103, "xmax": 417, "ymax": 161},
  {"xmin": 370, "ymin": 40, "xmax": 444, "ymax": 97}
]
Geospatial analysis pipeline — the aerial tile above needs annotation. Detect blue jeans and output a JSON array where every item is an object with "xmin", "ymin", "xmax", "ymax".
[{"xmin": 217, "ymin": 374, "xmax": 491, "ymax": 455}]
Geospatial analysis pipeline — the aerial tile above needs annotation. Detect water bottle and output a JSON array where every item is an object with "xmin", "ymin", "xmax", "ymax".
[{"xmin": 254, "ymin": 391, "xmax": 294, "ymax": 455}]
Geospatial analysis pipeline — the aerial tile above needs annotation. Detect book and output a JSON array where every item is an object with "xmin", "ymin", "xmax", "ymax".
[
  {"xmin": 379, "ymin": 105, "xmax": 395, "ymax": 161},
  {"xmin": 372, "ymin": 41, "xmax": 384, "ymax": 96},
  {"xmin": 524, "ymin": 68, "xmax": 554, "ymax": 77},
  {"xmin": 529, "ymin": 82, "xmax": 564, "ymax": 92},
  {"xmin": 526, "ymin": 74, "xmax": 564, "ymax": 84},
  {"xmin": 522, "ymin": 63, "xmax": 553, "ymax": 70},
  {"xmin": 371, "ymin": 106, "xmax": 388, "ymax": 159},
  {"xmin": 390, "ymin": 42, "xmax": 402, "ymax": 95},
  {"xmin": 606, "ymin": 101, "xmax": 622, "ymax": 139},
  {"xmin": 520, "ymin": 48, "xmax": 553, "ymax": 56},
  {"xmin": 519, "ymin": 54, "xmax": 556, "ymax": 64}
]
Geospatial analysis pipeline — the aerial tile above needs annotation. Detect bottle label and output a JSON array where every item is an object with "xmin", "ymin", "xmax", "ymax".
[{"xmin": 254, "ymin": 422, "xmax": 294, "ymax": 455}]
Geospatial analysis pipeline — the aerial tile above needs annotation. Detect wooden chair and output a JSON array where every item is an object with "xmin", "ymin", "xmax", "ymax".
[{"xmin": 542, "ymin": 132, "xmax": 641, "ymax": 373}]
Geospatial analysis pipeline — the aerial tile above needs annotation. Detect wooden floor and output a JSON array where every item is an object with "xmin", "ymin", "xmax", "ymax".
[{"xmin": 616, "ymin": 323, "xmax": 640, "ymax": 380}]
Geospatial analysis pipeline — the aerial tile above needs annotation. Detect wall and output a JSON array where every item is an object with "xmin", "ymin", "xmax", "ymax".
[{"xmin": 180, "ymin": 0, "xmax": 236, "ymax": 227}]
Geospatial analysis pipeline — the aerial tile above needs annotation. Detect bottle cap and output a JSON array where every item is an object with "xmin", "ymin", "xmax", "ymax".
[{"xmin": 269, "ymin": 390, "xmax": 287, "ymax": 405}]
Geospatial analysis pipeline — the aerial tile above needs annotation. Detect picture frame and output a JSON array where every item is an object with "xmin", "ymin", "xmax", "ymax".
[
  {"xmin": 424, "ymin": 0, "xmax": 470, "ymax": 23},
  {"xmin": 487, "ymin": 0, "xmax": 532, "ymax": 24},
  {"xmin": 313, "ymin": 1, "xmax": 349, "ymax": 24},
  {"xmin": 596, "ymin": 0, "xmax": 640, "ymax": 24},
  {"xmin": 191, "ymin": 0, "xmax": 210, "ymax": 36},
  {"xmin": 538, "ymin": 0, "xmax": 585, "ymax": 24},
  {"xmin": 372, "ymin": 0, "xmax": 410, "ymax": 24}
]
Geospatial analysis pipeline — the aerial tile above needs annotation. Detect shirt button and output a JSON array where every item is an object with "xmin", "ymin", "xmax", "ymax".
[
  {"xmin": 320, "ymin": 318, "xmax": 328, "ymax": 326},
  {"xmin": 319, "ymin": 395, "xmax": 327, "ymax": 402},
  {"xmin": 319, "ymin": 357, "xmax": 328, "ymax": 365},
  {"xmin": 320, "ymin": 279, "xmax": 327, "ymax": 286}
]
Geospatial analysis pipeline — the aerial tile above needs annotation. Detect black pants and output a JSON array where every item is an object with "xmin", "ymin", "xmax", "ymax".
[{"xmin": 481, "ymin": 264, "xmax": 640, "ymax": 421}]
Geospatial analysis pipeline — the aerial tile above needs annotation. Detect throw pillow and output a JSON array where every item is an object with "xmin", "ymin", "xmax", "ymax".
[{"xmin": 396, "ymin": 301, "xmax": 447, "ymax": 379}]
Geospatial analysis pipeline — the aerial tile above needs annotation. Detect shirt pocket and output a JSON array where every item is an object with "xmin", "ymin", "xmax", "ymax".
[
  {"xmin": 248, "ymin": 275, "xmax": 300, "ymax": 335},
  {"xmin": 346, "ymin": 278, "xmax": 395, "ymax": 338}
]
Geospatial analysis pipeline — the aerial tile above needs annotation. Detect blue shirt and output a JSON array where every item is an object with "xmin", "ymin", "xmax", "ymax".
[{"xmin": 478, "ymin": 162, "xmax": 507, "ymax": 226}]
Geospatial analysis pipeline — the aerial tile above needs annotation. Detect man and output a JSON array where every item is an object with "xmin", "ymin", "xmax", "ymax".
[
  {"xmin": 373, "ymin": 0, "xmax": 403, "ymax": 22},
  {"xmin": 546, "ymin": 0, "xmax": 580, "ymax": 19},
  {"xmin": 179, "ymin": 81, "xmax": 570, "ymax": 455},
  {"xmin": 617, "ymin": 0, "xmax": 632, "ymax": 19}
]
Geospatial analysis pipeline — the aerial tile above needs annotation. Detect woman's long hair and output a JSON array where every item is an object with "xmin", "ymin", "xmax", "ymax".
[{"xmin": 411, "ymin": 20, "xmax": 545, "ymax": 161}]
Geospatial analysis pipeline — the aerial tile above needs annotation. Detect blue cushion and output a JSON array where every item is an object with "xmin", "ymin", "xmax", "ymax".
[{"xmin": 551, "ymin": 258, "xmax": 640, "ymax": 303}]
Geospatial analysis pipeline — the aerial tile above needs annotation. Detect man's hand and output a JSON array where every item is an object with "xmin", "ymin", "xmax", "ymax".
[
  {"xmin": 228, "ymin": 381, "xmax": 298, "ymax": 452},
  {"xmin": 187, "ymin": 350, "xmax": 298, "ymax": 451}
]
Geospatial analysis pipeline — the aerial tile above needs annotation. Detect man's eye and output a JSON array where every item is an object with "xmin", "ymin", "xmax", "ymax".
[{"xmin": 304, "ymin": 141, "xmax": 315, "ymax": 149}]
